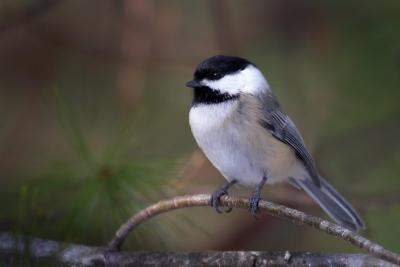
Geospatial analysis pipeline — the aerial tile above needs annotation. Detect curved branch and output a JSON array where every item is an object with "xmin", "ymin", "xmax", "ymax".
[{"xmin": 107, "ymin": 194, "xmax": 400, "ymax": 266}]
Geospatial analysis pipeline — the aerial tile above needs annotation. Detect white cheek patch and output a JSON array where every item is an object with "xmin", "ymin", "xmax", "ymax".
[
  {"xmin": 241, "ymin": 65, "xmax": 270, "ymax": 94},
  {"xmin": 201, "ymin": 65, "xmax": 270, "ymax": 95},
  {"xmin": 201, "ymin": 73, "xmax": 244, "ymax": 95}
]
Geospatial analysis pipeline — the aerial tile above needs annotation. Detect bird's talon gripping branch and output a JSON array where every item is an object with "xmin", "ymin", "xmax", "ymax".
[
  {"xmin": 211, "ymin": 189, "xmax": 227, "ymax": 213},
  {"xmin": 248, "ymin": 176, "xmax": 267, "ymax": 218},
  {"xmin": 211, "ymin": 180, "xmax": 237, "ymax": 213},
  {"xmin": 248, "ymin": 191, "xmax": 262, "ymax": 218}
]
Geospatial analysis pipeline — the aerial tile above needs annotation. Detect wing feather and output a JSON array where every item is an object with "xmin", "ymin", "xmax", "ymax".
[{"xmin": 259, "ymin": 93, "xmax": 321, "ymax": 187}]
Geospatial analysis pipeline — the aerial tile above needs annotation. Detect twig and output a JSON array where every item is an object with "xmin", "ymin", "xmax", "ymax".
[{"xmin": 107, "ymin": 194, "xmax": 400, "ymax": 266}]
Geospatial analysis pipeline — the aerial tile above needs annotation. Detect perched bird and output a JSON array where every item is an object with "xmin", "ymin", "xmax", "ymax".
[{"xmin": 186, "ymin": 55, "xmax": 365, "ymax": 232}]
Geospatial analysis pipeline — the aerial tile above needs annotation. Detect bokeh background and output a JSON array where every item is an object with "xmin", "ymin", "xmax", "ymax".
[{"xmin": 1, "ymin": 0, "xmax": 400, "ymax": 254}]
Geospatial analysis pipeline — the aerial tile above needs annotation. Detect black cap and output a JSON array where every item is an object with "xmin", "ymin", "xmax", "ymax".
[{"xmin": 193, "ymin": 55, "xmax": 252, "ymax": 82}]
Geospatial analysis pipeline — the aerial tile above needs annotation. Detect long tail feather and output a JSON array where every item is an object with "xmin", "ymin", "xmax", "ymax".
[{"xmin": 289, "ymin": 177, "xmax": 365, "ymax": 232}]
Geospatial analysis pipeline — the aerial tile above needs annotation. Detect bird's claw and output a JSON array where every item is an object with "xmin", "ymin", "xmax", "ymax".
[
  {"xmin": 211, "ymin": 188, "xmax": 231, "ymax": 213},
  {"xmin": 248, "ymin": 191, "xmax": 261, "ymax": 218}
]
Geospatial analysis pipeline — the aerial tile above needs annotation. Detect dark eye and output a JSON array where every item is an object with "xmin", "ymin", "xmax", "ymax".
[{"xmin": 212, "ymin": 73, "xmax": 221, "ymax": 79}]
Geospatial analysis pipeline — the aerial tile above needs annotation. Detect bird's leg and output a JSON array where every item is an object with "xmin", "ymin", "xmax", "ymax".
[
  {"xmin": 211, "ymin": 179, "xmax": 237, "ymax": 214},
  {"xmin": 248, "ymin": 176, "xmax": 267, "ymax": 218}
]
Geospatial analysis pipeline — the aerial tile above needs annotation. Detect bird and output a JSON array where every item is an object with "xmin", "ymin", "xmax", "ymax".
[{"xmin": 186, "ymin": 55, "xmax": 365, "ymax": 232}]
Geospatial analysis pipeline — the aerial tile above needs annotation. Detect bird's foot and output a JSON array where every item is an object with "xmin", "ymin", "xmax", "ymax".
[
  {"xmin": 248, "ymin": 176, "xmax": 267, "ymax": 218},
  {"xmin": 248, "ymin": 190, "xmax": 262, "ymax": 218},
  {"xmin": 211, "ymin": 188, "xmax": 232, "ymax": 214}
]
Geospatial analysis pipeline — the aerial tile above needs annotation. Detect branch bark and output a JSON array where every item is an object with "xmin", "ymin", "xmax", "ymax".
[
  {"xmin": 0, "ymin": 232, "xmax": 396, "ymax": 267},
  {"xmin": 107, "ymin": 194, "xmax": 400, "ymax": 266}
]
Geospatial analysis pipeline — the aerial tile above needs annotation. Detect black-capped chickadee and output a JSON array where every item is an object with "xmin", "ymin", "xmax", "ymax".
[{"xmin": 186, "ymin": 55, "xmax": 365, "ymax": 232}]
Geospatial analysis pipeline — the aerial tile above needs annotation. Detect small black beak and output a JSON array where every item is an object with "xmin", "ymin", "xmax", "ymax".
[{"xmin": 186, "ymin": 80, "xmax": 202, "ymax": 88}]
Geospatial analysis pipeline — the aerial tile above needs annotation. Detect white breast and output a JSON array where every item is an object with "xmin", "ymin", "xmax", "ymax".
[{"xmin": 189, "ymin": 101, "xmax": 306, "ymax": 186}]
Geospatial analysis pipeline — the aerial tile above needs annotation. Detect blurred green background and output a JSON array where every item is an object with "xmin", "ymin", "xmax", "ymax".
[{"xmin": 0, "ymin": 0, "xmax": 400, "ymax": 254}]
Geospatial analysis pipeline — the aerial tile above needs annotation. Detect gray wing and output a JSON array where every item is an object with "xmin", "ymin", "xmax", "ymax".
[{"xmin": 258, "ymin": 93, "xmax": 321, "ymax": 187}]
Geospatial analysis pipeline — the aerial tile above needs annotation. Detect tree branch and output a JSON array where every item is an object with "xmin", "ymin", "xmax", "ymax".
[
  {"xmin": 107, "ymin": 194, "xmax": 400, "ymax": 266},
  {"xmin": 0, "ymin": 232, "xmax": 396, "ymax": 267}
]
